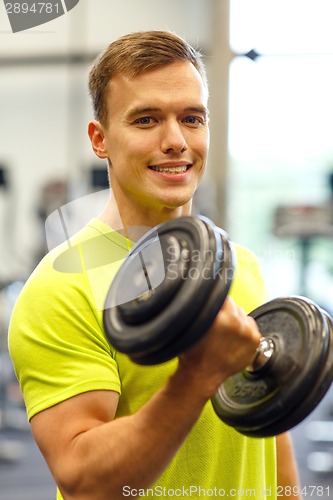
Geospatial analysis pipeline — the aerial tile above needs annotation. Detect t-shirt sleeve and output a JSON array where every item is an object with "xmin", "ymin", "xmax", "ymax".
[
  {"xmin": 229, "ymin": 243, "xmax": 269, "ymax": 314},
  {"xmin": 8, "ymin": 251, "xmax": 121, "ymax": 422}
]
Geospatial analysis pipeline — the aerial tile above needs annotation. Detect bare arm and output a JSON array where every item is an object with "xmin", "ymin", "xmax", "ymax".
[
  {"xmin": 31, "ymin": 297, "xmax": 261, "ymax": 500},
  {"xmin": 276, "ymin": 433, "xmax": 303, "ymax": 500}
]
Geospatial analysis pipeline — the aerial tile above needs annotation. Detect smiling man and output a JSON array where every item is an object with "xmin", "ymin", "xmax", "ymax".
[
  {"xmin": 9, "ymin": 31, "xmax": 301, "ymax": 500},
  {"xmin": 88, "ymin": 44, "xmax": 210, "ymax": 229}
]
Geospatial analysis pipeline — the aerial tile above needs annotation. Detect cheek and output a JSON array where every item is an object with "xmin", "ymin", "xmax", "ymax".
[
  {"xmin": 107, "ymin": 132, "xmax": 150, "ymax": 166},
  {"xmin": 123, "ymin": 132, "xmax": 156, "ymax": 159},
  {"xmin": 195, "ymin": 134, "xmax": 210, "ymax": 159},
  {"xmin": 204, "ymin": 128, "xmax": 210, "ymax": 150},
  {"xmin": 188, "ymin": 127, "xmax": 210, "ymax": 154}
]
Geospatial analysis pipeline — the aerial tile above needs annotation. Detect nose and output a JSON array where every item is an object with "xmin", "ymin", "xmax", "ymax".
[{"xmin": 161, "ymin": 120, "xmax": 188, "ymax": 154}]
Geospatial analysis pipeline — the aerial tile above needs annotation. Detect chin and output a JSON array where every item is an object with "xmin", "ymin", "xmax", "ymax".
[
  {"xmin": 161, "ymin": 195, "xmax": 189, "ymax": 206},
  {"xmin": 163, "ymin": 192, "xmax": 195, "ymax": 208}
]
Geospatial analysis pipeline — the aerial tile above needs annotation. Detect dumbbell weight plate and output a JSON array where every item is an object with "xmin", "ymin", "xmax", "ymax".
[
  {"xmin": 212, "ymin": 296, "xmax": 333, "ymax": 438},
  {"xmin": 103, "ymin": 216, "xmax": 234, "ymax": 365}
]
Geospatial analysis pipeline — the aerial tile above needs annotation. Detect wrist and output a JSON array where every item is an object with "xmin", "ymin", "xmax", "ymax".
[{"xmin": 167, "ymin": 357, "xmax": 222, "ymax": 405}]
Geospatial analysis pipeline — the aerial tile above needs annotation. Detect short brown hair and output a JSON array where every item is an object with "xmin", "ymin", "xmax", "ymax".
[{"xmin": 88, "ymin": 30, "xmax": 207, "ymax": 125}]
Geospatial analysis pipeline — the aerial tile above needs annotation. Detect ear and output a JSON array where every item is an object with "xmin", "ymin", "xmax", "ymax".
[{"xmin": 88, "ymin": 120, "xmax": 109, "ymax": 159}]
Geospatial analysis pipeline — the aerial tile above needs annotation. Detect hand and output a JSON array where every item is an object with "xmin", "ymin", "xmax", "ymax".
[{"xmin": 177, "ymin": 297, "xmax": 262, "ymax": 398}]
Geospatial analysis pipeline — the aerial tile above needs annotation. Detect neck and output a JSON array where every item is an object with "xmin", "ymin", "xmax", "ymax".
[{"xmin": 99, "ymin": 193, "xmax": 192, "ymax": 241}]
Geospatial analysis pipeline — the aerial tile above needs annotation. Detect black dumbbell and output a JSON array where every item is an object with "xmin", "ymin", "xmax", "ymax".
[{"xmin": 103, "ymin": 216, "xmax": 333, "ymax": 437}]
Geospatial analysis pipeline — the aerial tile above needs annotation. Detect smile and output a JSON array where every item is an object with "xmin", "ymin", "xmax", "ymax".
[{"xmin": 149, "ymin": 165, "xmax": 190, "ymax": 174}]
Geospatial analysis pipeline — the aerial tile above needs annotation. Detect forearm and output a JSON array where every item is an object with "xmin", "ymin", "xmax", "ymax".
[{"xmin": 57, "ymin": 368, "xmax": 209, "ymax": 499}]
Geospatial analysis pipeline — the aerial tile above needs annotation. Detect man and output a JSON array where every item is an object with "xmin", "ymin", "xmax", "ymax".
[{"xmin": 9, "ymin": 31, "xmax": 301, "ymax": 499}]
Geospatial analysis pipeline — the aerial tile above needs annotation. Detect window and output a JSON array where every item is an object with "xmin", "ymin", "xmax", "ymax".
[{"xmin": 228, "ymin": 0, "xmax": 333, "ymax": 307}]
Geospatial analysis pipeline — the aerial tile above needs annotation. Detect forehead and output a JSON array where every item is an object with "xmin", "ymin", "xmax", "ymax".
[{"xmin": 106, "ymin": 61, "xmax": 208, "ymax": 118}]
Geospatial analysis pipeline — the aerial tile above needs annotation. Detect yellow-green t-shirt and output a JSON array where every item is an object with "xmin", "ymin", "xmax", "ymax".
[{"xmin": 8, "ymin": 218, "xmax": 277, "ymax": 499}]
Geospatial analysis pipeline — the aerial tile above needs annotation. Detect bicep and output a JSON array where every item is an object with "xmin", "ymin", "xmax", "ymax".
[{"xmin": 31, "ymin": 390, "xmax": 119, "ymax": 474}]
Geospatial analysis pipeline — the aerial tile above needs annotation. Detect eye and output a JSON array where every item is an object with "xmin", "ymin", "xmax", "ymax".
[
  {"xmin": 138, "ymin": 117, "xmax": 151, "ymax": 124},
  {"xmin": 135, "ymin": 117, "xmax": 156, "ymax": 126},
  {"xmin": 183, "ymin": 116, "xmax": 204, "ymax": 126}
]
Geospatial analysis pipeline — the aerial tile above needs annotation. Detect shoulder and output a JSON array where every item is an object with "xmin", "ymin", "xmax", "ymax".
[
  {"xmin": 8, "ymin": 221, "xmax": 130, "ymax": 359},
  {"xmin": 14, "ymin": 219, "xmax": 130, "ymax": 312}
]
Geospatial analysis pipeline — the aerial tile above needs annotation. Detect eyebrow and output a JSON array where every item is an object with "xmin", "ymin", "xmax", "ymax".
[
  {"xmin": 184, "ymin": 106, "xmax": 209, "ymax": 117},
  {"xmin": 126, "ymin": 105, "xmax": 209, "ymax": 120},
  {"xmin": 126, "ymin": 107, "xmax": 161, "ymax": 120}
]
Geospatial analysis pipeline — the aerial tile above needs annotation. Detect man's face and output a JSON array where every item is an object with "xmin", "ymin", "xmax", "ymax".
[{"xmin": 95, "ymin": 61, "xmax": 210, "ymax": 223}]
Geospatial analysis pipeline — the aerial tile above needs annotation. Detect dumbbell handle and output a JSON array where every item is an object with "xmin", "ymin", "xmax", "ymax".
[{"xmin": 246, "ymin": 337, "xmax": 275, "ymax": 374}]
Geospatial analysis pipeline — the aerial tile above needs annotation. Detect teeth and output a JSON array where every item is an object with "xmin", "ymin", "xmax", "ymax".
[{"xmin": 151, "ymin": 165, "xmax": 188, "ymax": 173}]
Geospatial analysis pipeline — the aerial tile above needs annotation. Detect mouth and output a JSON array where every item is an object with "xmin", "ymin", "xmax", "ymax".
[{"xmin": 148, "ymin": 164, "xmax": 191, "ymax": 174}]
